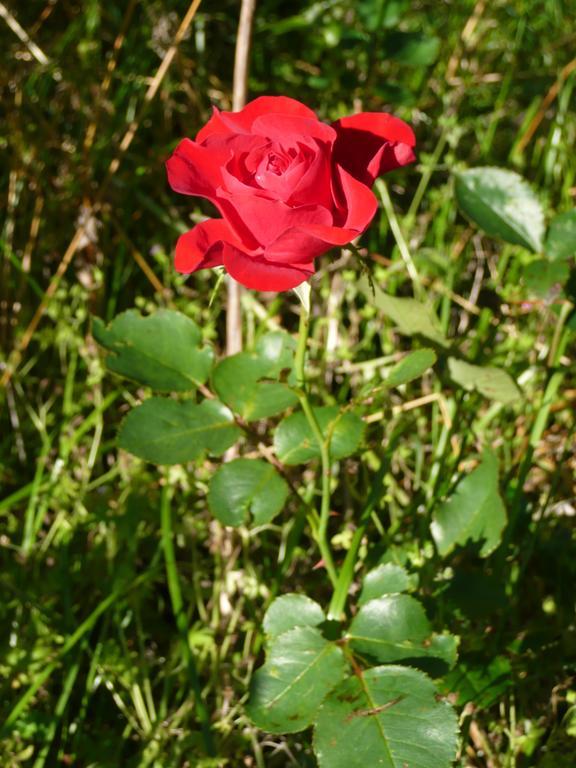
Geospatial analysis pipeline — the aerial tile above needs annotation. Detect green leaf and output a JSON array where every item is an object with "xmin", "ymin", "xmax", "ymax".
[
  {"xmin": 359, "ymin": 564, "xmax": 417, "ymax": 606},
  {"xmin": 545, "ymin": 209, "xmax": 576, "ymax": 261},
  {"xmin": 263, "ymin": 594, "xmax": 325, "ymax": 640},
  {"xmin": 431, "ymin": 450, "xmax": 507, "ymax": 557},
  {"xmin": 255, "ymin": 331, "xmax": 297, "ymax": 377},
  {"xmin": 348, "ymin": 594, "xmax": 458, "ymax": 668},
  {"xmin": 207, "ymin": 458, "xmax": 289, "ymax": 527},
  {"xmin": 93, "ymin": 310, "xmax": 213, "ymax": 391},
  {"xmin": 454, "ymin": 167, "xmax": 545, "ymax": 252},
  {"xmin": 524, "ymin": 259, "xmax": 570, "ymax": 297},
  {"xmin": 118, "ymin": 398, "xmax": 241, "ymax": 465},
  {"xmin": 212, "ymin": 352, "xmax": 298, "ymax": 421},
  {"xmin": 385, "ymin": 349, "xmax": 437, "ymax": 388},
  {"xmin": 448, "ymin": 358, "xmax": 521, "ymax": 404},
  {"xmin": 274, "ymin": 406, "xmax": 365, "ymax": 465},
  {"xmin": 247, "ymin": 626, "xmax": 346, "ymax": 734},
  {"xmin": 314, "ymin": 666, "xmax": 459, "ymax": 768},
  {"xmin": 361, "ymin": 279, "xmax": 448, "ymax": 346}
]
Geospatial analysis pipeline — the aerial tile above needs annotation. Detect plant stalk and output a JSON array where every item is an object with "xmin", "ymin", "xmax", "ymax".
[
  {"xmin": 328, "ymin": 462, "xmax": 387, "ymax": 619},
  {"xmin": 294, "ymin": 303, "xmax": 338, "ymax": 588}
]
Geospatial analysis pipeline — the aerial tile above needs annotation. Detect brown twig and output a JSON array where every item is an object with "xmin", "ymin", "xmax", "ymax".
[
  {"xmin": 226, "ymin": 0, "xmax": 257, "ymax": 357},
  {"xmin": 0, "ymin": 2, "xmax": 50, "ymax": 65},
  {"xmin": 445, "ymin": 0, "xmax": 487, "ymax": 83},
  {"xmin": 516, "ymin": 56, "xmax": 576, "ymax": 154}
]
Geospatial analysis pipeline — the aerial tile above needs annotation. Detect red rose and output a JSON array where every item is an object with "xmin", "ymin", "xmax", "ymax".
[{"xmin": 166, "ymin": 96, "xmax": 415, "ymax": 292}]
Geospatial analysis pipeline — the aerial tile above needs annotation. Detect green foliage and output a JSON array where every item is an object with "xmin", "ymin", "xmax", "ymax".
[
  {"xmin": 358, "ymin": 563, "xmax": 418, "ymax": 605},
  {"xmin": 255, "ymin": 330, "xmax": 297, "ymax": 376},
  {"xmin": 431, "ymin": 451, "xmax": 507, "ymax": 557},
  {"xmin": 207, "ymin": 458, "xmax": 289, "ymax": 527},
  {"xmin": 93, "ymin": 309, "xmax": 214, "ymax": 391},
  {"xmin": 314, "ymin": 666, "xmax": 459, "ymax": 768},
  {"xmin": 247, "ymin": 626, "xmax": 347, "ymax": 734},
  {"xmin": 384, "ymin": 348, "xmax": 437, "ymax": 388},
  {"xmin": 525, "ymin": 259, "xmax": 571, "ymax": 297},
  {"xmin": 248, "ymin": 574, "xmax": 458, "ymax": 766},
  {"xmin": 348, "ymin": 595, "xmax": 458, "ymax": 668},
  {"xmin": 363, "ymin": 280, "xmax": 448, "ymax": 346},
  {"xmin": 545, "ymin": 210, "xmax": 576, "ymax": 261},
  {"xmin": 447, "ymin": 358, "xmax": 521, "ymax": 404},
  {"xmin": 118, "ymin": 398, "xmax": 241, "ymax": 465},
  {"xmin": 274, "ymin": 406, "xmax": 365, "ymax": 464},
  {"xmin": 454, "ymin": 167, "xmax": 545, "ymax": 252},
  {"xmin": 263, "ymin": 594, "xmax": 326, "ymax": 639},
  {"xmin": 2, "ymin": 1, "xmax": 575, "ymax": 766},
  {"xmin": 212, "ymin": 351, "xmax": 298, "ymax": 421}
]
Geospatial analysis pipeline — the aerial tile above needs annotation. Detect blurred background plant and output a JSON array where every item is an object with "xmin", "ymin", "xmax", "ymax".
[{"xmin": 1, "ymin": 1, "xmax": 575, "ymax": 766}]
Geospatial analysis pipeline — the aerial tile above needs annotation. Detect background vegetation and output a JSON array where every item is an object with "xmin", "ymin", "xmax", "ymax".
[{"xmin": 1, "ymin": 0, "xmax": 575, "ymax": 766}]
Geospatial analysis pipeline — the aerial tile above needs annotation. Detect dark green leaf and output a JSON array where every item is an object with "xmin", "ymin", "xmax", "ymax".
[
  {"xmin": 207, "ymin": 458, "xmax": 289, "ymax": 527},
  {"xmin": 455, "ymin": 167, "xmax": 545, "ymax": 252},
  {"xmin": 448, "ymin": 358, "xmax": 521, "ymax": 404},
  {"xmin": 431, "ymin": 451, "xmax": 507, "ymax": 557},
  {"xmin": 274, "ymin": 406, "xmax": 365, "ymax": 465},
  {"xmin": 212, "ymin": 352, "xmax": 298, "ymax": 421},
  {"xmin": 247, "ymin": 626, "xmax": 346, "ymax": 734},
  {"xmin": 93, "ymin": 310, "xmax": 213, "ymax": 391},
  {"xmin": 314, "ymin": 666, "xmax": 459, "ymax": 768},
  {"xmin": 263, "ymin": 594, "xmax": 325, "ymax": 640},
  {"xmin": 118, "ymin": 398, "xmax": 240, "ymax": 465},
  {"xmin": 545, "ymin": 209, "xmax": 576, "ymax": 261},
  {"xmin": 348, "ymin": 594, "xmax": 458, "ymax": 668}
]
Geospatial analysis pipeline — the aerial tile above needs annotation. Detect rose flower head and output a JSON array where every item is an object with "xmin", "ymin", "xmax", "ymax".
[{"xmin": 166, "ymin": 96, "xmax": 415, "ymax": 291}]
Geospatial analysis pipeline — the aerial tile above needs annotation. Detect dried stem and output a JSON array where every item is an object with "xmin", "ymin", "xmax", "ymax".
[{"xmin": 226, "ymin": 0, "xmax": 257, "ymax": 357}]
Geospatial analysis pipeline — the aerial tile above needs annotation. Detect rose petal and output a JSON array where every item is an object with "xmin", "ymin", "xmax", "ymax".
[
  {"xmin": 197, "ymin": 97, "xmax": 319, "ymax": 142},
  {"xmin": 336, "ymin": 165, "xmax": 379, "ymax": 231},
  {"xmin": 216, "ymin": 192, "xmax": 333, "ymax": 247},
  {"xmin": 251, "ymin": 114, "xmax": 337, "ymax": 144},
  {"xmin": 266, "ymin": 166, "xmax": 379, "ymax": 263},
  {"xmin": 288, "ymin": 142, "xmax": 334, "ymax": 209},
  {"xmin": 223, "ymin": 244, "xmax": 314, "ymax": 291},
  {"xmin": 332, "ymin": 112, "xmax": 416, "ymax": 185},
  {"xmin": 265, "ymin": 223, "xmax": 358, "ymax": 263},
  {"xmin": 174, "ymin": 219, "xmax": 242, "ymax": 274},
  {"xmin": 166, "ymin": 138, "xmax": 225, "ymax": 200}
]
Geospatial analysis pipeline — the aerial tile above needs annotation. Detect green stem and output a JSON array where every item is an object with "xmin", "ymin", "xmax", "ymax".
[
  {"xmin": 294, "ymin": 305, "xmax": 338, "ymax": 588},
  {"xmin": 328, "ymin": 463, "xmax": 387, "ymax": 619},
  {"xmin": 375, "ymin": 179, "xmax": 424, "ymax": 300},
  {"xmin": 160, "ymin": 482, "xmax": 215, "ymax": 756}
]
